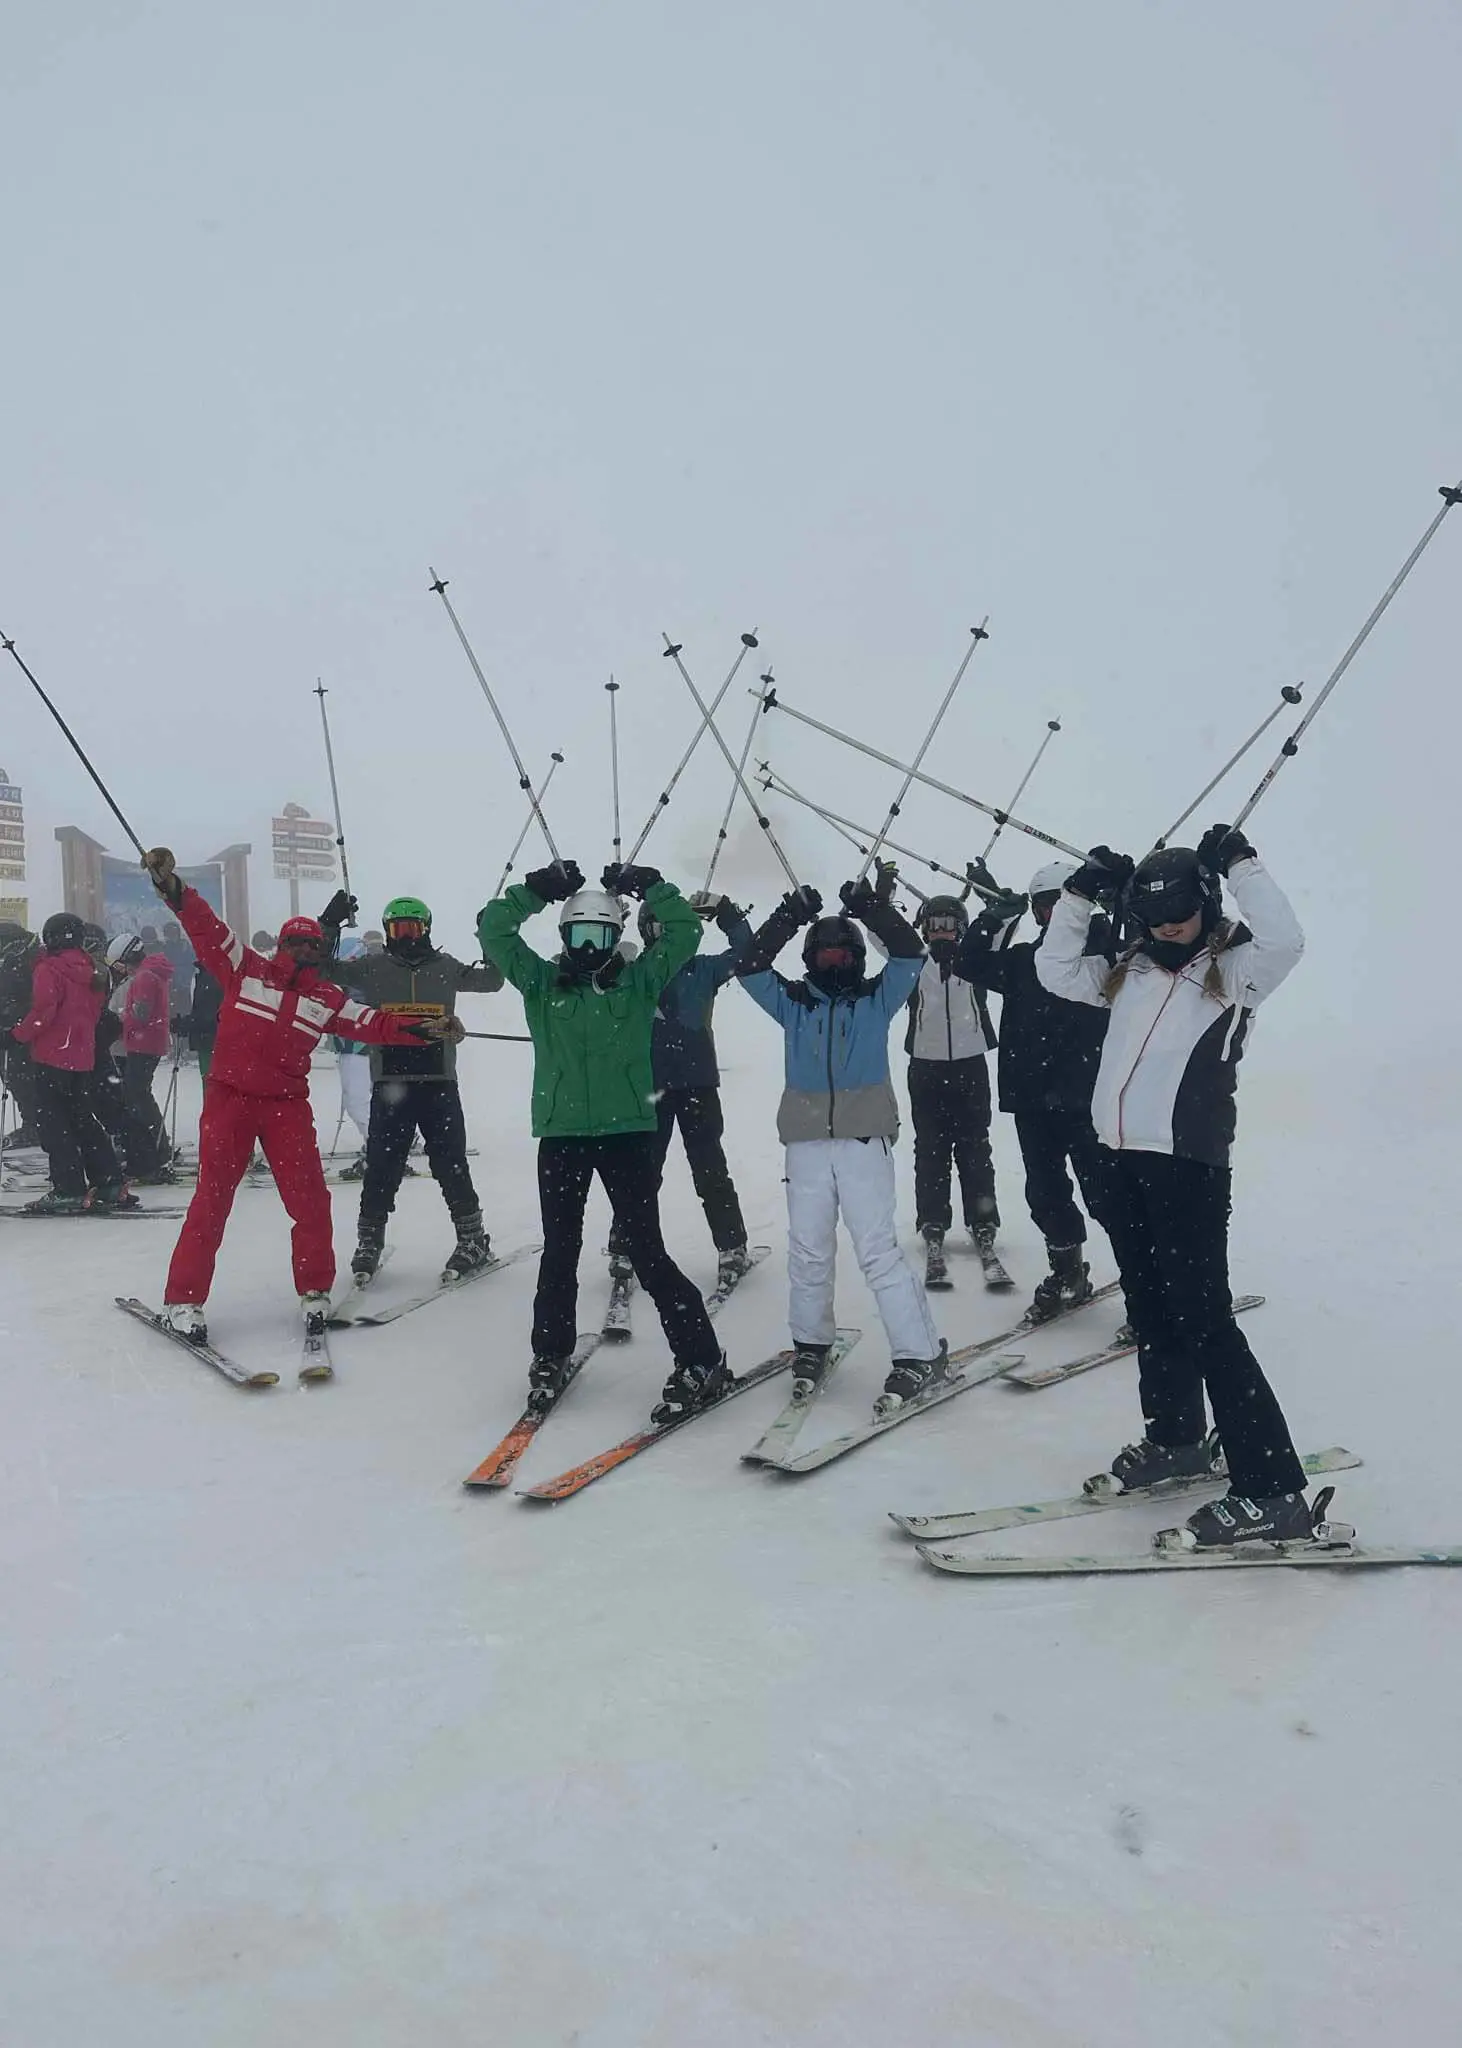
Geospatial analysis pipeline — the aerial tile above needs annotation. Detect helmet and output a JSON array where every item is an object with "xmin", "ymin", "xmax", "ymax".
[
  {"xmin": 559, "ymin": 888, "xmax": 626, "ymax": 972},
  {"xmin": 1125, "ymin": 848, "xmax": 1218, "ymax": 930},
  {"xmin": 278, "ymin": 915, "xmax": 326, "ymax": 945},
  {"xmin": 1028, "ymin": 860, "xmax": 1078, "ymax": 899},
  {"xmin": 382, "ymin": 895, "xmax": 433, "ymax": 956},
  {"xmin": 802, "ymin": 914, "xmax": 866, "ymax": 993},
  {"xmin": 916, "ymin": 895, "xmax": 969, "ymax": 939},
  {"xmin": 382, "ymin": 895, "xmax": 432, "ymax": 929},
  {"xmin": 106, "ymin": 934, "xmax": 144, "ymax": 970},
  {"xmin": 41, "ymin": 912, "xmax": 86, "ymax": 953},
  {"xmin": 80, "ymin": 922, "xmax": 108, "ymax": 955}
]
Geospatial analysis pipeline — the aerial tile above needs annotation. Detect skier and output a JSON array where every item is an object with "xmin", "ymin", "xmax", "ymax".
[
  {"xmin": 955, "ymin": 862, "xmax": 1118, "ymax": 1322},
  {"xmin": 1036, "ymin": 823, "xmax": 1313, "ymax": 1547},
  {"xmin": 0, "ymin": 921, "xmax": 42, "ymax": 1147},
  {"xmin": 9, "ymin": 912, "xmax": 125, "ymax": 1212},
  {"xmin": 903, "ymin": 893, "xmax": 1010, "ymax": 1289},
  {"xmin": 620, "ymin": 888, "xmax": 755, "ymax": 1287},
  {"xmin": 319, "ymin": 892, "xmax": 504, "ymax": 1281},
  {"xmin": 140, "ymin": 848, "xmax": 439, "ymax": 1343},
  {"xmin": 478, "ymin": 859, "xmax": 728, "ymax": 1420},
  {"xmin": 105, "ymin": 933, "xmax": 175, "ymax": 1180},
  {"xmin": 737, "ymin": 872, "xmax": 948, "ymax": 1411}
]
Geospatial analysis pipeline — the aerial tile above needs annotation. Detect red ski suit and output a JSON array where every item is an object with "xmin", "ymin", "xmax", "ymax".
[{"xmin": 165, "ymin": 887, "xmax": 425, "ymax": 1304}]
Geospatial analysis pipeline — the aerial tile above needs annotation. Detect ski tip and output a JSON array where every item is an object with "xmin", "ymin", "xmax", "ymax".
[{"xmin": 248, "ymin": 1373, "xmax": 282, "ymax": 1388}]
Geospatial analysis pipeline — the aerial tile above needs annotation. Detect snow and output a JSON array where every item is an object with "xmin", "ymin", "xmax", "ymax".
[{"xmin": 3, "ymin": 996, "xmax": 1460, "ymax": 2047}]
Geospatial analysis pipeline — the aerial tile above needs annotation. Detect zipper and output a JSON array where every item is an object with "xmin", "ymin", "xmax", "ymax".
[
  {"xmin": 944, "ymin": 971, "xmax": 954, "ymax": 1062},
  {"xmin": 825, "ymin": 996, "xmax": 836, "ymax": 1137}
]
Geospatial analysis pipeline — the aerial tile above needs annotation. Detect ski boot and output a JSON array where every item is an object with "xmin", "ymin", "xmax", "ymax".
[
  {"xmin": 22, "ymin": 1190, "xmax": 84, "ymax": 1216},
  {"xmin": 1107, "ymin": 1434, "xmax": 1220, "ymax": 1493},
  {"xmin": 1027, "ymin": 1243, "xmax": 1094, "ymax": 1324},
  {"xmin": 1113, "ymin": 1321, "xmax": 1135, "ymax": 1347},
  {"xmin": 922, "ymin": 1225, "xmax": 950, "ymax": 1290},
  {"xmin": 528, "ymin": 1353, "xmax": 575, "ymax": 1412},
  {"xmin": 162, "ymin": 1302, "xmax": 209, "ymax": 1346},
  {"xmin": 1176, "ymin": 1486, "xmax": 1325, "ymax": 1551},
  {"xmin": 652, "ymin": 1350, "xmax": 732, "ymax": 1424},
  {"xmin": 89, "ymin": 1183, "xmax": 140, "ymax": 1211},
  {"xmin": 875, "ymin": 1339, "xmax": 952, "ymax": 1416},
  {"xmin": 791, "ymin": 1341, "xmax": 832, "ymax": 1399},
  {"xmin": 443, "ymin": 1209, "xmax": 493, "ymax": 1281},
  {"xmin": 338, "ymin": 1154, "xmax": 366, "ymax": 1182},
  {"xmin": 716, "ymin": 1243, "xmax": 754, "ymax": 1289},
  {"xmin": 300, "ymin": 1291, "xmax": 331, "ymax": 1342},
  {"xmin": 970, "ymin": 1223, "xmax": 1014, "ymax": 1290},
  {"xmin": 352, "ymin": 1218, "xmax": 387, "ymax": 1281}
]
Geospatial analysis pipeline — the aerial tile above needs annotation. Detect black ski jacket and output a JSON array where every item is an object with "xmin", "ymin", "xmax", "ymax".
[{"xmin": 956, "ymin": 918, "xmax": 1113, "ymax": 1116}]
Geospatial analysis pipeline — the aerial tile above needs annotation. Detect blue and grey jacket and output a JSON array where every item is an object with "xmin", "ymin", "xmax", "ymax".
[
  {"xmin": 651, "ymin": 913, "xmax": 753, "ymax": 1091},
  {"xmin": 740, "ymin": 961, "xmax": 924, "ymax": 1141}
]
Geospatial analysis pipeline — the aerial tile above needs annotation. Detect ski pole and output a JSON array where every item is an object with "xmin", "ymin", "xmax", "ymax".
[
  {"xmin": 1233, "ymin": 479, "xmax": 1462, "ymax": 827},
  {"xmin": 703, "ymin": 668, "xmax": 775, "ymax": 894},
  {"xmin": 462, "ymin": 1030, "xmax": 533, "ymax": 1042},
  {"xmin": 428, "ymin": 570, "xmax": 566, "ymax": 868},
  {"xmin": 0, "ymin": 630, "xmax": 148, "ymax": 857},
  {"xmin": 759, "ymin": 764, "xmax": 983, "ymax": 901},
  {"xmin": 757, "ymin": 684, "xmax": 1085, "ymax": 860},
  {"xmin": 606, "ymin": 678, "xmax": 623, "ymax": 866},
  {"xmin": 624, "ymin": 632, "xmax": 759, "ymax": 861},
  {"xmin": 1148, "ymin": 685, "xmax": 1303, "ymax": 850},
  {"xmin": 492, "ymin": 751, "xmax": 565, "ymax": 897},
  {"xmin": 765, "ymin": 782, "xmax": 931, "ymax": 905},
  {"xmin": 663, "ymin": 637, "xmax": 805, "ymax": 892},
  {"xmin": 313, "ymin": 681, "xmax": 356, "ymax": 925},
  {"xmin": 979, "ymin": 718, "xmax": 1062, "ymax": 861},
  {"xmin": 858, "ymin": 622, "xmax": 989, "ymax": 880}
]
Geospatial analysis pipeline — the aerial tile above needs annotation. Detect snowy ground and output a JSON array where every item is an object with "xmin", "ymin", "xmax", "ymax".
[{"xmin": 3, "ymin": 992, "xmax": 1460, "ymax": 2047}]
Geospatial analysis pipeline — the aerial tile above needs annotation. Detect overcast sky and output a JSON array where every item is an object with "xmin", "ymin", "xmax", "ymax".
[{"xmin": 2, "ymin": 0, "xmax": 1457, "ymax": 1043}]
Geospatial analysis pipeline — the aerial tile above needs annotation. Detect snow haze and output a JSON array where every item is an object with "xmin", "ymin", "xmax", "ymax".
[{"xmin": 2, "ymin": 3, "xmax": 1460, "ymax": 2042}]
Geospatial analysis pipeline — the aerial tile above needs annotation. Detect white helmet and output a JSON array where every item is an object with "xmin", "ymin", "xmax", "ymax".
[
  {"xmin": 1028, "ymin": 859, "xmax": 1079, "ymax": 898},
  {"xmin": 559, "ymin": 888, "xmax": 626, "ymax": 968},
  {"xmin": 106, "ymin": 933, "xmax": 144, "ymax": 969}
]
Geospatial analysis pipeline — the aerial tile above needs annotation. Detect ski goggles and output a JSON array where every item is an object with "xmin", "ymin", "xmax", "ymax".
[
  {"xmin": 564, "ymin": 921, "xmax": 619, "ymax": 955},
  {"xmin": 385, "ymin": 918, "xmax": 428, "ymax": 942},
  {"xmin": 810, "ymin": 943, "xmax": 858, "ymax": 971},
  {"xmin": 921, "ymin": 914, "xmax": 964, "ymax": 941}
]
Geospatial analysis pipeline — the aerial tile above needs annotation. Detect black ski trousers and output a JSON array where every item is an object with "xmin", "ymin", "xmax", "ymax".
[
  {"xmin": 535, "ymin": 1132, "xmax": 721, "ymax": 1369},
  {"xmin": 610, "ymin": 1086, "xmax": 747, "ymax": 1255},
  {"xmin": 361, "ymin": 1078, "xmax": 479, "ymax": 1225},
  {"xmin": 1012, "ymin": 1105, "xmax": 1112, "ymax": 1247},
  {"xmin": 121, "ymin": 1053, "xmax": 168, "ymax": 1174},
  {"xmin": 32, "ymin": 1065, "xmax": 119, "ymax": 1198},
  {"xmin": 908, "ymin": 1055, "xmax": 998, "ymax": 1236},
  {"xmin": 1101, "ymin": 1151, "xmax": 1305, "ymax": 1499},
  {"xmin": 1, "ymin": 1042, "xmax": 40, "ymax": 1139}
]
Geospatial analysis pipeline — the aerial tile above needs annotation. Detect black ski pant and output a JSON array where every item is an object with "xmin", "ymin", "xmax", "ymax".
[
  {"xmin": 31, "ymin": 1065, "xmax": 120, "ymax": 1199},
  {"xmin": 1, "ymin": 1042, "xmax": 41, "ymax": 1140},
  {"xmin": 360, "ymin": 1078, "xmax": 480, "ymax": 1225},
  {"xmin": 535, "ymin": 1132, "xmax": 721, "ymax": 1369},
  {"xmin": 610, "ymin": 1086, "xmax": 747, "ymax": 1256},
  {"xmin": 1101, "ymin": 1150, "xmax": 1305, "ymax": 1499},
  {"xmin": 121, "ymin": 1053, "xmax": 168, "ymax": 1174},
  {"xmin": 908, "ymin": 1056, "xmax": 999, "ymax": 1237},
  {"xmin": 1012, "ymin": 1106, "xmax": 1112, "ymax": 1247}
]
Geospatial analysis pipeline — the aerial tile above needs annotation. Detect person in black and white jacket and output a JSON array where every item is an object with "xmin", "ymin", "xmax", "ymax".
[
  {"xmin": 1036, "ymin": 822, "xmax": 1314, "ymax": 1550},
  {"xmin": 903, "ymin": 895, "xmax": 1011, "ymax": 1286}
]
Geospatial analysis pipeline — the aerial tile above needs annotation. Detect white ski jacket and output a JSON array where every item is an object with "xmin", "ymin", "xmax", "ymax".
[
  {"xmin": 1034, "ymin": 857, "xmax": 1303, "ymax": 1167},
  {"xmin": 906, "ymin": 953, "xmax": 995, "ymax": 1062}
]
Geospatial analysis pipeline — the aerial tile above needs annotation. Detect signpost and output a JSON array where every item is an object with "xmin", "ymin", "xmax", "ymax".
[
  {"xmin": 0, "ymin": 770, "xmax": 27, "ymax": 924},
  {"xmin": 272, "ymin": 801, "xmax": 337, "ymax": 917}
]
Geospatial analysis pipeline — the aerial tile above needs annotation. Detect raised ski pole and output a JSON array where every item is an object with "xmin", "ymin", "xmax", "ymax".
[
  {"xmin": 662, "ymin": 636, "xmax": 806, "ymax": 891},
  {"xmin": 857, "ymin": 621, "xmax": 989, "ymax": 880},
  {"xmin": 427, "ymin": 569, "xmax": 567, "ymax": 869},
  {"xmin": 758, "ymin": 764, "xmax": 979, "ymax": 901},
  {"xmin": 0, "ymin": 631, "xmax": 147, "ymax": 856},
  {"xmin": 1233, "ymin": 480, "xmax": 1462, "ymax": 827},
  {"xmin": 757, "ymin": 684, "xmax": 1085, "ymax": 859},
  {"xmin": 624, "ymin": 632, "xmax": 758, "ymax": 861},
  {"xmin": 1150, "ymin": 686, "xmax": 1303, "ymax": 850},
  {"xmin": 606, "ymin": 678, "xmax": 623, "ymax": 867},
  {"xmin": 313, "ymin": 680, "xmax": 355, "ymax": 926},
  {"xmin": 978, "ymin": 717, "xmax": 1062, "ymax": 862},
  {"xmin": 492, "ymin": 751, "xmax": 565, "ymax": 897},
  {"xmin": 703, "ymin": 667, "xmax": 775, "ymax": 894}
]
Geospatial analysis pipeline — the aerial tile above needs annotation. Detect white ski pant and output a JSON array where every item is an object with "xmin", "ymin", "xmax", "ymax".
[
  {"xmin": 337, "ymin": 1051, "xmax": 372, "ymax": 1145},
  {"xmin": 785, "ymin": 1138, "xmax": 941, "ymax": 1361}
]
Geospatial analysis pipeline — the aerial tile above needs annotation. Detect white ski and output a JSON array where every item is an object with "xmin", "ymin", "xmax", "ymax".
[
  {"xmin": 916, "ymin": 1539, "xmax": 1462, "ymax": 1577},
  {"xmin": 1003, "ymin": 1293, "xmax": 1264, "ymax": 1390},
  {"xmin": 705, "ymin": 1243, "xmax": 772, "ymax": 1317},
  {"xmin": 331, "ymin": 1241, "xmax": 540, "ymax": 1328},
  {"xmin": 325, "ymin": 1245, "xmax": 397, "ymax": 1327},
  {"xmin": 114, "ymin": 1297, "xmax": 279, "ymax": 1388},
  {"xmin": 770, "ymin": 1345, "xmax": 1025, "ymax": 1475},
  {"xmin": 740, "ymin": 1329, "xmax": 863, "ymax": 1466}
]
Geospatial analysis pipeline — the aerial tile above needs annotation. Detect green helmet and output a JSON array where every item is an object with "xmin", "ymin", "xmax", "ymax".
[{"xmin": 382, "ymin": 895, "xmax": 432, "ymax": 927}]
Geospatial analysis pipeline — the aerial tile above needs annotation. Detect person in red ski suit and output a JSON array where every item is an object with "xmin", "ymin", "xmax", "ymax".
[{"xmin": 142, "ymin": 849, "xmax": 434, "ymax": 1327}]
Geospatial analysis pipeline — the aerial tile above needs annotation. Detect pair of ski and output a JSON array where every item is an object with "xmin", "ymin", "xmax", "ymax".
[
  {"xmin": 326, "ymin": 1242, "xmax": 540, "ymax": 1328},
  {"xmin": 925, "ymin": 1233, "xmax": 1014, "ymax": 1293},
  {"xmin": 598, "ymin": 1242, "xmax": 771, "ymax": 1342},
  {"xmin": 114, "ymin": 1296, "xmax": 322, "ymax": 1388}
]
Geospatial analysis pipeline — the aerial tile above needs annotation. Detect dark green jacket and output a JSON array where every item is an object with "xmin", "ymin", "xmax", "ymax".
[{"xmin": 478, "ymin": 880, "xmax": 701, "ymax": 1138}]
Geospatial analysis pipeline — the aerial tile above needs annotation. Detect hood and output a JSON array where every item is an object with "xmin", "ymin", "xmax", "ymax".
[
  {"xmin": 51, "ymin": 948, "xmax": 102, "ymax": 990},
  {"xmin": 139, "ymin": 951, "xmax": 174, "ymax": 982}
]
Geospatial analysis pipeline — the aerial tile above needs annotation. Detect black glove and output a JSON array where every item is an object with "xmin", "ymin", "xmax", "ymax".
[
  {"xmin": 601, "ymin": 863, "xmax": 662, "ymax": 899},
  {"xmin": 975, "ymin": 888, "xmax": 1029, "ymax": 930},
  {"xmin": 785, "ymin": 885, "xmax": 822, "ymax": 925},
  {"xmin": 839, "ymin": 878, "xmax": 880, "ymax": 921},
  {"xmin": 524, "ymin": 860, "xmax": 584, "ymax": 903},
  {"xmin": 873, "ymin": 859, "xmax": 897, "ymax": 905},
  {"xmin": 1066, "ymin": 846, "xmax": 1134, "ymax": 903},
  {"xmin": 320, "ymin": 890, "xmax": 357, "ymax": 928},
  {"xmin": 1195, "ymin": 822, "xmax": 1256, "ymax": 876},
  {"xmin": 713, "ymin": 898, "xmax": 748, "ymax": 934},
  {"xmin": 964, "ymin": 856, "xmax": 997, "ymax": 896}
]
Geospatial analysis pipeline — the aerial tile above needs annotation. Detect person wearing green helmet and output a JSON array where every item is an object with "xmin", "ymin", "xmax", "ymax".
[{"xmin": 319, "ymin": 889, "xmax": 505, "ymax": 1285}]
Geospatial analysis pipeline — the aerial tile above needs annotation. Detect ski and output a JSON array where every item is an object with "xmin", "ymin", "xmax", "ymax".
[
  {"xmin": 519, "ymin": 1337, "xmax": 834, "ymax": 1504},
  {"xmin": 461, "ymin": 1334, "xmax": 605, "ymax": 1489},
  {"xmin": 299, "ymin": 1316, "xmax": 334, "ymax": 1383},
  {"xmin": 704, "ymin": 1243, "xmax": 772, "ymax": 1317},
  {"xmin": 114, "ymin": 1297, "xmax": 279, "ymax": 1388},
  {"xmin": 889, "ymin": 1445, "xmax": 1363, "ymax": 1540},
  {"xmin": 916, "ymin": 1538, "xmax": 1462, "ymax": 1578},
  {"xmin": 329, "ymin": 1241, "xmax": 540, "ymax": 1328},
  {"xmin": 741, "ymin": 1328, "xmax": 862, "ymax": 1465},
  {"xmin": 1003, "ymin": 1293, "xmax": 1264, "ymax": 1390},
  {"xmin": 325, "ymin": 1245, "xmax": 397, "ymax": 1327},
  {"xmin": 1, "ymin": 1203, "xmax": 187, "ymax": 1220},
  {"xmin": 601, "ymin": 1258, "xmax": 636, "ymax": 1343},
  {"xmin": 974, "ymin": 1243, "xmax": 1015, "ymax": 1291},
  {"xmin": 770, "ymin": 1341, "xmax": 1026, "ymax": 1476}
]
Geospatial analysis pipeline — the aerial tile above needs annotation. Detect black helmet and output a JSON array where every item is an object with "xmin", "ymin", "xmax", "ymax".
[
  {"xmin": 1125, "ymin": 848, "xmax": 1218, "ymax": 931},
  {"xmin": 916, "ymin": 895, "xmax": 969, "ymax": 938},
  {"xmin": 41, "ymin": 912, "xmax": 87, "ymax": 953},
  {"xmin": 802, "ymin": 914, "xmax": 866, "ymax": 993}
]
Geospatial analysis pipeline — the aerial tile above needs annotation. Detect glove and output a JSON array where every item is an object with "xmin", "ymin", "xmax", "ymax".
[
  {"xmin": 1195, "ymin": 822, "xmax": 1256, "ymax": 876},
  {"xmin": 839, "ymin": 877, "xmax": 880, "ymax": 921},
  {"xmin": 873, "ymin": 859, "xmax": 897, "ymax": 905},
  {"xmin": 142, "ymin": 847, "xmax": 183, "ymax": 909},
  {"xmin": 783, "ymin": 885, "xmax": 821, "ymax": 926},
  {"xmin": 601, "ymin": 863, "xmax": 662, "ymax": 899},
  {"xmin": 1066, "ymin": 845, "xmax": 1134, "ymax": 903},
  {"xmin": 975, "ymin": 888, "xmax": 1029, "ymax": 930},
  {"xmin": 524, "ymin": 860, "xmax": 584, "ymax": 903},
  {"xmin": 415, "ymin": 1014, "xmax": 466, "ymax": 1043},
  {"xmin": 964, "ymin": 856, "xmax": 997, "ymax": 895},
  {"xmin": 320, "ymin": 890, "xmax": 357, "ymax": 928},
  {"xmin": 713, "ymin": 897, "xmax": 748, "ymax": 935}
]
